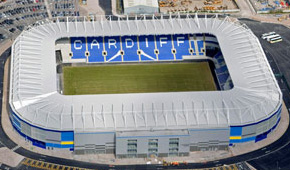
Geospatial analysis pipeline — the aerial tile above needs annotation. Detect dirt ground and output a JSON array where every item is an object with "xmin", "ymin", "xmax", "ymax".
[{"xmin": 159, "ymin": 0, "xmax": 238, "ymax": 14}]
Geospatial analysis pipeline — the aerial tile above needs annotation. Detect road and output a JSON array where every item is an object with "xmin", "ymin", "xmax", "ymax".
[
  {"xmin": 235, "ymin": 0, "xmax": 256, "ymax": 17},
  {"xmin": 98, "ymin": 0, "xmax": 113, "ymax": 15}
]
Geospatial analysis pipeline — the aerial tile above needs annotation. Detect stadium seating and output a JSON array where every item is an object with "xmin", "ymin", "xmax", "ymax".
[
  {"xmin": 139, "ymin": 35, "xmax": 157, "ymax": 61},
  {"xmin": 69, "ymin": 34, "xmax": 208, "ymax": 63},
  {"xmin": 70, "ymin": 37, "xmax": 87, "ymax": 59},
  {"xmin": 104, "ymin": 36, "xmax": 122, "ymax": 62},
  {"xmin": 210, "ymin": 50, "xmax": 234, "ymax": 90},
  {"xmin": 70, "ymin": 34, "xmax": 234, "ymax": 91},
  {"xmin": 121, "ymin": 36, "xmax": 139, "ymax": 62},
  {"xmin": 156, "ymin": 34, "xmax": 175, "ymax": 60},
  {"xmin": 217, "ymin": 73, "xmax": 229, "ymax": 84},
  {"xmin": 87, "ymin": 37, "xmax": 104, "ymax": 62},
  {"xmin": 197, "ymin": 40, "xmax": 204, "ymax": 55},
  {"xmin": 172, "ymin": 34, "xmax": 192, "ymax": 60},
  {"xmin": 213, "ymin": 51, "xmax": 222, "ymax": 59},
  {"xmin": 216, "ymin": 65, "xmax": 227, "ymax": 74}
]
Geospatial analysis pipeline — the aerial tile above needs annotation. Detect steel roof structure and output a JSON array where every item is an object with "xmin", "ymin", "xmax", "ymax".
[{"xmin": 9, "ymin": 14, "xmax": 282, "ymax": 132}]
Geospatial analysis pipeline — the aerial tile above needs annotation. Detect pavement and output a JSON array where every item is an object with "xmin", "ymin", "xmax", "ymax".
[{"xmin": 79, "ymin": 0, "xmax": 105, "ymax": 16}]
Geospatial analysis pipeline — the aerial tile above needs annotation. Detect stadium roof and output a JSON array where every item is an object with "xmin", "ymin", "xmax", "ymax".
[{"xmin": 10, "ymin": 14, "xmax": 282, "ymax": 132}]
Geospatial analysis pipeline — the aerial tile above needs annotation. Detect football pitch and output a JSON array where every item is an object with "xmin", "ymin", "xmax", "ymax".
[{"xmin": 63, "ymin": 62, "xmax": 216, "ymax": 95}]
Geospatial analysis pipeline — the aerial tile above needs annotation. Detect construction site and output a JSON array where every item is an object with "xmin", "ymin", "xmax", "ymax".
[{"xmin": 159, "ymin": 0, "xmax": 239, "ymax": 13}]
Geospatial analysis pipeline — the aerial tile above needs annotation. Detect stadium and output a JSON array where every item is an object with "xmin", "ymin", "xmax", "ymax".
[{"xmin": 9, "ymin": 14, "xmax": 282, "ymax": 158}]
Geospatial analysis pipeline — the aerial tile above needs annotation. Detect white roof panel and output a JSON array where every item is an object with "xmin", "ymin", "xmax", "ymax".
[{"xmin": 9, "ymin": 15, "xmax": 282, "ymax": 132}]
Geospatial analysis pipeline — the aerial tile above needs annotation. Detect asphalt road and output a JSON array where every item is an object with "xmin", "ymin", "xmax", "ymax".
[
  {"xmin": 99, "ymin": 0, "xmax": 113, "ymax": 15},
  {"xmin": 0, "ymin": 19, "xmax": 290, "ymax": 170},
  {"xmin": 0, "ymin": 163, "xmax": 12, "ymax": 170}
]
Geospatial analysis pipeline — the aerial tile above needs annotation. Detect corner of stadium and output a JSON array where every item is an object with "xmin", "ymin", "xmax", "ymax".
[{"xmin": 8, "ymin": 14, "xmax": 282, "ymax": 158}]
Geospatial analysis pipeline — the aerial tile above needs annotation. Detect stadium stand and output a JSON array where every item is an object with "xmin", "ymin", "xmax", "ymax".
[
  {"xmin": 172, "ymin": 34, "xmax": 192, "ymax": 59},
  {"xmin": 139, "ymin": 35, "xmax": 157, "ymax": 61},
  {"xmin": 197, "ymin": 40, "xmax": 205, "ymax": 55},
  {"xmin": 216, "ymin": 65, "xmax": 228, "ymax": 74},
  {"xmin": 87, "ymin": 37, "xmax": 104, "ymax": 62},
  {"xmin": 70, "ymin": 37, "xmax": 86, "ymax": 59},
  {"xmin": 121, "ymin": 36, "xmax": 139, "ymax": 62},
  {"xmin": 104, "ymin": 36, "xmax": 122, "ymax": 62},
  {"xmin": 69, "ymin": 34, "xmax": 206, "ymax": 62}
]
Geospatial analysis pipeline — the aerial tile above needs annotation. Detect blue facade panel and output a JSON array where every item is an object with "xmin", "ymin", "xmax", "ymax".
[
  {"xmin": 9, "ymin": 107, "xmax": 74, "ymax": 150},
  {"xmin": 255, "ymin": 132, "xmax": 268, "ymax": 142},
  {"xmin": 230, "ymin": 127, "xmax": 242, "ymax": 136},
  {"xmin": 230, "ymin": 104, "xmax": 282, "ymax": 145},
  {"xmin": 32, "ymin": 139, "xmax": 46, "ymax": 149},
  {"xmin": 46, "ymin": 143, "xmax": 74, "ymax": 148},
  {"xmin": 230, "ymin": 136, "xmax": 255, "ymax": 143},
  {"xmin": 12, "ymin": 114, "xmax": 21, "ymax": 131},
  {"xmin": 61, "ymin": 132, "xmax": 74, "ymax": 141}
]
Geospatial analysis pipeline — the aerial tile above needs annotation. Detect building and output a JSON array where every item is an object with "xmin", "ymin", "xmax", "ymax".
[
  {"xmin": 123, "ymin": 0, "xmax": 159, "ymax": 15},
  {"xmin": 9, "ymin": 14, "xmax": 282, "ymax": 158}
]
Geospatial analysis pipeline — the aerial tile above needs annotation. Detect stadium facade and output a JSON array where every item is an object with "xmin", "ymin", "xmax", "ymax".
[{"xmin": 9, "ymin": 14, "xmax": 282, "ymax": 158}]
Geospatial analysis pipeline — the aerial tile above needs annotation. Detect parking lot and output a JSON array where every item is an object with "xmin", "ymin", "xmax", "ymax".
[{"xmin": 0, "ymin": 0, "xmax": 80, "ymax": 46}]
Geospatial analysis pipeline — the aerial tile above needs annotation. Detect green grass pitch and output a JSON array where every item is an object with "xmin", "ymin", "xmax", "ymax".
[{"xmin": 63, "ymin": 62, "xmax": 216, "ymax": 95}]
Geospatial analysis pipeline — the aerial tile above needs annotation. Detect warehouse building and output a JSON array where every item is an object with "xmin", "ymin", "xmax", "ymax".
[{"xmin": 123, "ymin": 0, "xmax": 159, "ymax": 15}]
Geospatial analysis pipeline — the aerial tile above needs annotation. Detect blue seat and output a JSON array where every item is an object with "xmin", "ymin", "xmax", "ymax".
[
  {"xmin": 121, "ymin": 36, "xmax": 139, "ymax": 62},
  {"xmin": 197, "ymin": 40, "xmax": 204, "ymax": 55},
  {"xmin": 218, "ymin": 73, "xmax": 229, "ymax": 84},
  {"xmin": 217, "ymin": 58, "xmax": 224, "ymax": 64},
  {"xmin": 173, "ymin": 34, "xmax": 191, "ymax": 60},
  {"xmin": 87, "ymin": 37, "xmax": 104, "ymax": 62},
  {"xmin": 214, "ymin": 51, "xmax": 222, "ymax": 59},
  {"xmin": 104, "ymin": 36, "xmax": 122, "ymax": 62},
  {"xmin": 216, "ymin": 65, "xmax": 227, "ymax": 74},
  {"xmin": 70, "ymin": 37, "xmax": 86, "ymax": 59},
  {"xmin": 156, "ymin": 34, "xmax": 174, "ymax": 61},
  {"xmin": 139, "ymin": 35, "xmax": 157, "ymax": 61}
]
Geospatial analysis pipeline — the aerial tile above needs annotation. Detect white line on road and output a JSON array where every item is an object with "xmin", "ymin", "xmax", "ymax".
[{"xmin": 11, "ymin": 145, "xmax": 20, "ymax": 151}]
